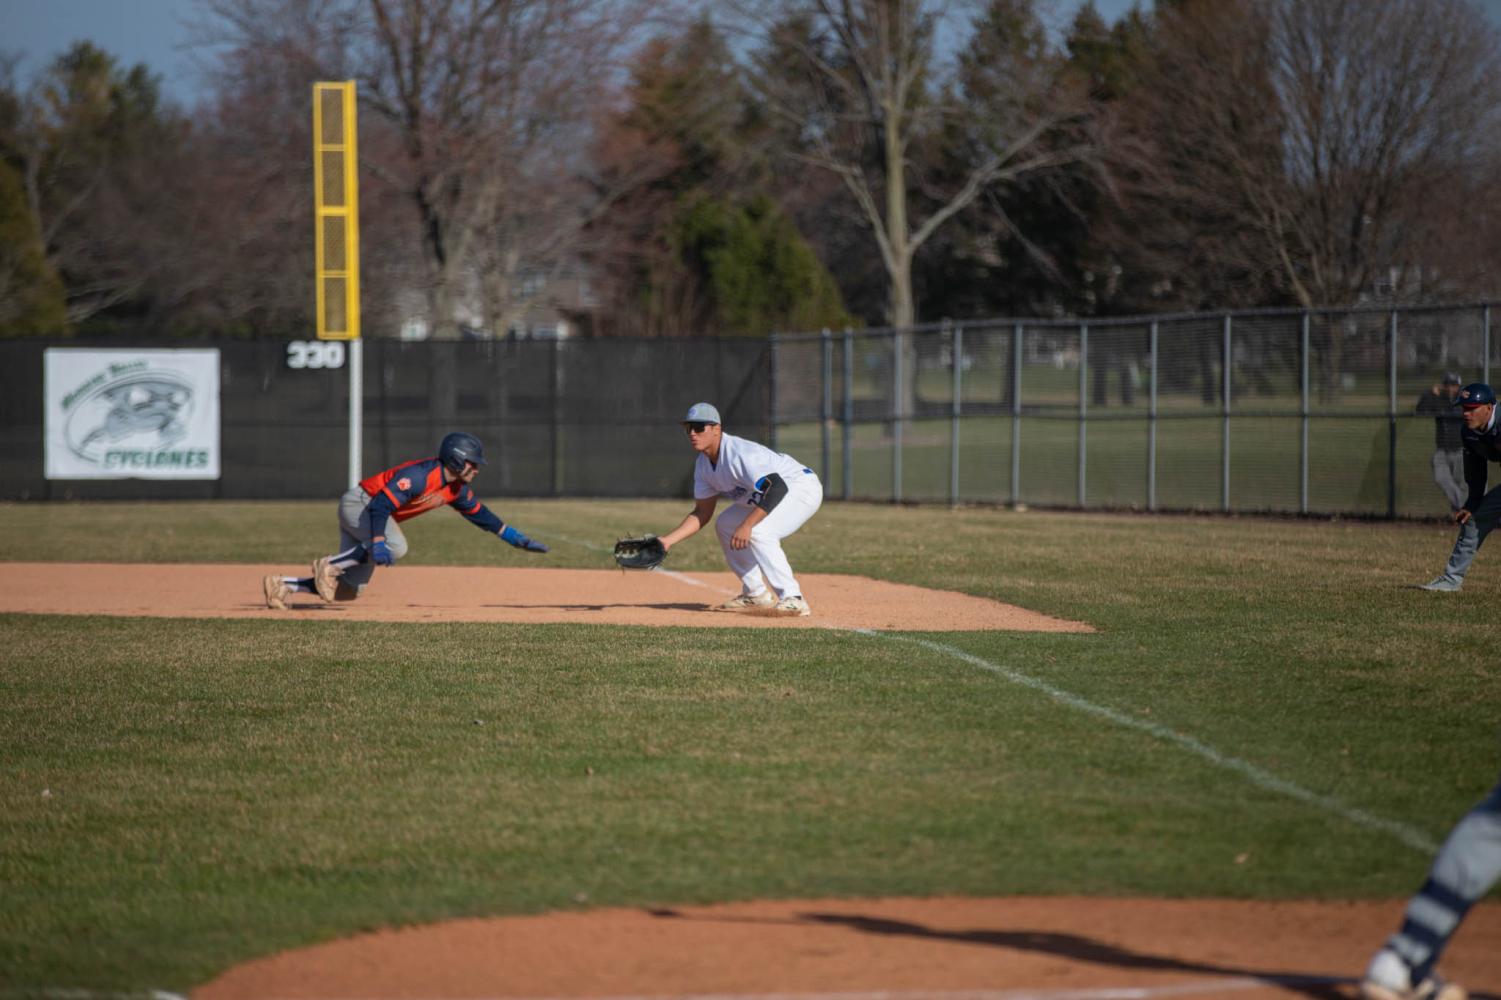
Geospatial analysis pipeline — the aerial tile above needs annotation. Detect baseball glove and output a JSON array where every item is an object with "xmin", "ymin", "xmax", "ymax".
[{"xmin": 613, "ymin": 534, "xmax": 667, "ymax": 570}]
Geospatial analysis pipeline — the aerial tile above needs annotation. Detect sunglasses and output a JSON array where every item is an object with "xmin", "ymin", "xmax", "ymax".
[{"xmin": 684, "ymin": 422, "xmax": 715, "ymax": 433}]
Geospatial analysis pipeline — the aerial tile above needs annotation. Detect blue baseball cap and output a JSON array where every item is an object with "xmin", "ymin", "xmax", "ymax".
[
  {"xmin": 682, "ymin": 402, "xmax": 721, "ymax": 424},
  {"xmin": 1459, "ymin": 383, "xmax": 1497, "ymax": 406}
]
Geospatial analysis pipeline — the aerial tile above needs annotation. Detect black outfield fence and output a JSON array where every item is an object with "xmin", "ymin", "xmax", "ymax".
[{"xmin": 2, "ymin": 337, "xmax": 770, "ymax": 501}]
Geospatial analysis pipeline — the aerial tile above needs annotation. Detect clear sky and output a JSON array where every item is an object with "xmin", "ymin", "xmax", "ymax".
[
  {"xmin": 2, "ymin": 0, "xmax": 201, "ymax": 103},
  {"xmin": 4, "ymin": 0, "xmax": 1500, "ymax": 106},
  {"xmin": 0, "ymin": 0, "xmax": 1156, "ymax": 105}
]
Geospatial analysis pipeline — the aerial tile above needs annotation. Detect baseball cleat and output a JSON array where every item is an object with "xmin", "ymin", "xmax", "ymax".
[
  {"xmin": 771, "ymin": 595, "xmax": 811, "ymax": 617},
  {"xmin": 262, "ymin": 574, "xmax": 290, "ymax": 611},
  {"xmin": 311, "ymin": 556, "xmax": 342, "ymax": 602},
  {"xmin": 1417, "ymin": 576, "xmax": 1462, "ymax": 592},
  {"xmin": 1360, "ymin": 948, "xmax": 1467, "ymax": 1000},
  {"xmin": 720, "ymin": 591, "xmax": 776, "ymax": 611}
]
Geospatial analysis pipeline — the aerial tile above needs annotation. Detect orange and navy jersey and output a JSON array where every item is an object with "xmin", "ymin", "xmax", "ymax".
[{"xmin": 360, "ymin": 457, "xmax": 502, "ymax": 535}]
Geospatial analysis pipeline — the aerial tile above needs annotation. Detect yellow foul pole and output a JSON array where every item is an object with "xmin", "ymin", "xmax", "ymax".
[{"xmin": 312, "ymin": 81, "xmax": 362, "ymax": 486}]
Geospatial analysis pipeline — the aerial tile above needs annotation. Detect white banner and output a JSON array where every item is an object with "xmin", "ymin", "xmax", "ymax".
[{"xmin": 44, "ymin": 349, "xmax": 221, "ymax": 480}]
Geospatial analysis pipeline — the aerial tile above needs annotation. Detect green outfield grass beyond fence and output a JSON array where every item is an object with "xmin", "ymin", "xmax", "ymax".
[
  {"xmin": 776, "ymin": 412, "xmax": 1459, "ymax": 516},
  {"xmin": 1, "ymin": 499, "xmax": 1499, "ymax": 994}
]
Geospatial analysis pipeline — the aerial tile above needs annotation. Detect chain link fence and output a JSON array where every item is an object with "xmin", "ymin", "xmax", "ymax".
[{"xmin": 769, "ymin": 304, "xmax": 1498, "ymax": 518}]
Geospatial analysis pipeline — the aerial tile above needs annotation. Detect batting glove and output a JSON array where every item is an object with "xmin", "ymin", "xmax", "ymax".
[
  {"xmin": 370, "ymin": 539, "xmax": 394, "ymax": 565},
  {"xmin": 500, "ymin": 525, "xmax": 549, "ymax": 553}
]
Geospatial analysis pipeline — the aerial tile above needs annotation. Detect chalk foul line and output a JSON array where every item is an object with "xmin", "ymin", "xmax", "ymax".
[
  {"xmin": 858, "ymin": 630, "xmax": 1438, "ymax": 856},
  {"xmin": 537, "ymin": 533, "xmax": 1440, "ymax": 855}
]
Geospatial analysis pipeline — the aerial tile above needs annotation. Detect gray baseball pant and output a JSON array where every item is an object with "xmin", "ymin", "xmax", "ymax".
[
  {"xmin": 1431, "ymin": 483, "xmax": 1501, "ymax": 586},
  {"xmin": 335, "ymin": 486, "xmax": 408, "ymax": 593},
  {"xmin": 1431, "ymin": 449, "xmax": 1466, "ymax": 511}
]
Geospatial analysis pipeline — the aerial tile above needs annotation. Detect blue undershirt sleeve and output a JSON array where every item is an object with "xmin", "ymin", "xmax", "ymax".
[
  {"xmin": 463, "ymin": 502, "xmax": 504, "ymax": 534},
  {"xmin": 366, "ymin": 491, "xmax": 397, "ymax": 540}
]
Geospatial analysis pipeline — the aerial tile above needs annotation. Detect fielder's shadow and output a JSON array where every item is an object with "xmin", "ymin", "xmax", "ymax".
[
  {"xmin": 812, "ymin": 913, "xmax": 1357, "ymax": 998},
  {"xmin": 646, "ymin": 908, "xmax": 1358, "ymax": 999}
]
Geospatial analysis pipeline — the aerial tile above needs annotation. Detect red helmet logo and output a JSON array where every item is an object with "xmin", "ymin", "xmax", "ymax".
[{"xmin": 397, "ymin": 477, "xmax": 411, "ymax": 490}]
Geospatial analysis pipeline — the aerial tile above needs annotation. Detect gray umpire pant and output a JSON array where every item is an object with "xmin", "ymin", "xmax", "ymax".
[
  {"xmin": 335, "ymin": 486, "xmax": 409, "ymax": 593},
  {"xmin": 1431, "ymin": 449, "xmax": 1466, "ymax": 511},
  {"xmin": 1432, "ymin": 483, "xmax": 1501, "ymax": 586}
]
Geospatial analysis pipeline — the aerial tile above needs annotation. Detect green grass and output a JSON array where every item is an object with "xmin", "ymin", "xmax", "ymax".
[
  {"xmin": 777, "ymin": 412, "xmax": 1459, "ymax": 515},
  {"xmin": 1, "ymin": 499, "xmax": 1499, "ymax": 992}
]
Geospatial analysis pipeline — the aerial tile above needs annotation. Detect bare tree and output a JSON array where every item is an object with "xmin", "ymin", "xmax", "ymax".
[
  {"xmin": 356, "ymin": 0, "xmax": 657, "ymax": 338},
  {"xmin": 740, "ymin": 0, "xmax": 1095, "ymax": 328},
  {"xmin": 1102, "ymin": 0, "xmax": 1289, "ymax": 311},
  {"xmin": 1402, "ymin": 143, "xmax": 1501, "ymax": 301},
  {"xmin": 1273, "ymin": 0, "xmax": 1501, "ymax": 306},
  {"xmin": 461, "ymin": 3, "xmax": 664, "ymax": 339},
  {"xmin": 144, "ymin": 77, "xmax": 327, "ymax": 335},
  {"xmin": 1112, "ymin": 0, "xmax": 1501, "ymax": 310},
  {"xmin": 194, "ymin": 0, "xmax": 660, "ymax": 339}
]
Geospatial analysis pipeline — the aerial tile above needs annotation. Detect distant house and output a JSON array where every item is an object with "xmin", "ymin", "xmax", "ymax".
[
  {"xmin": 395, "ymin": 267, "xmax": 600, "ymax": 340},
  {"xmin": 504, "ymin": 270, "xmax": 598, "ymax": 339}
]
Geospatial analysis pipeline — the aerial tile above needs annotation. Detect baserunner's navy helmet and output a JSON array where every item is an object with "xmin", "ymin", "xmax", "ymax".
[
  {"xmin": 439, "ymin": 432, "xmax": 486, "ymax": 473},
  {"xmin": 1458, "ymin": 383, "xmax": 1497, "ymax": 406}
]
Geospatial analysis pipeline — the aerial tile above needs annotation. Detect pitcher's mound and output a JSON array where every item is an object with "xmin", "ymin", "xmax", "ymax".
[{"xmin": 1, "ymin": 563, "xmax": 1090, "ymax": 632}]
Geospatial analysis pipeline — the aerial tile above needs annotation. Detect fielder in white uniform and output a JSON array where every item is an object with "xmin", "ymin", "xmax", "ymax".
[{"xmin": 658, "ymin": 402, "xmax": 823, "ymax": 617}]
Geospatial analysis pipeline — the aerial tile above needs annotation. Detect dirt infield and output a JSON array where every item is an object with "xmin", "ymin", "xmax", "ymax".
[
  {"xmin": 0, "ymin": 562, "xmax": 1093, "ymax": 632},
  {"xmin": 193, "ymin": 896, "xmax": 1501, "ymax": 1000}
]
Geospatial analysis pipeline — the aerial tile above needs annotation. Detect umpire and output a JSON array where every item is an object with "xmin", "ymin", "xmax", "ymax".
[
  {"xmin": 1419, "ymin": 382, "xmax": 1501, "ymax": 591},
  {"xmin": 1416, "ymin": 371, "xmax": 1466, "ymax": 512}
]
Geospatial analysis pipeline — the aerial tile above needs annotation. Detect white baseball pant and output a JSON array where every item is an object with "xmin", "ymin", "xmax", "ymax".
[{"xmin": 714, "ymin": 474, "xmax": 822, "ymax": 599}]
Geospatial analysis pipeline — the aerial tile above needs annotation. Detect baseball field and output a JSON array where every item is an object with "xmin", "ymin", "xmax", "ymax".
[{"xmin": 3, "ymin": 498, "xmax": 1500, "ymax": 998}]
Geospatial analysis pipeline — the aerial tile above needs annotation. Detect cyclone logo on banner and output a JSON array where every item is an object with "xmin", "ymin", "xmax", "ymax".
[
  {"xmin": 64, "ymin": 371, "xmax": 197, "ymax": 464},
  {"xmin": 45, "ymin": 349, "xmax": 220, "ymax": 480}
]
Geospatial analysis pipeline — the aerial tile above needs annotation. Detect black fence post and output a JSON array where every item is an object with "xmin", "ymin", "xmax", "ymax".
[
  {"xmin": 842, "ymin": 328, "xmax": 854, "ymax": 500},
  {"xmin": 821, "ymin": 328, "xmax": 832, "ymax": 488},
  {"xmin": 1388, "ymin": 309, "xmax": 1398, "ymax": 518}
]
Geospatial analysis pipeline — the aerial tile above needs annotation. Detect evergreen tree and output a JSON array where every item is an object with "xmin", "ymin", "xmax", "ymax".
[
  {"xmin": 5, "ymin": 42, "xmax": 184, "ymax": 330},
  {"xmin": 591, "ymin": 18, "xmax": 851, "ymax": 336},
  {"xmin": 674, "ymin": 193, "xmax": 851, "ymax": 335},
  {"xmin": 0, "ymin": 159, "xmax": 67, "ymax": 335}
]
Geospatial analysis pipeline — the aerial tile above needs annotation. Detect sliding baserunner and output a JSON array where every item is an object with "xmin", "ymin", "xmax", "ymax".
[{"xmin": 262, "ymin": 431, "xmax": 548, "ymax": 609}]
